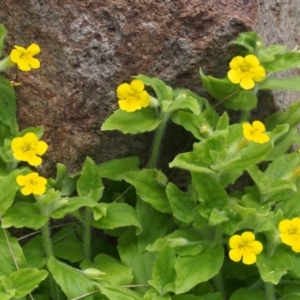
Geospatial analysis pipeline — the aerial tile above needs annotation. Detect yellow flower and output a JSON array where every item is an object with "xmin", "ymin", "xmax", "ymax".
[
  {"xmin": 10, "ymin": 43, "xmax": 41, "ymax": 72},
  {"xmin": 229, "ymin": 231, "xmax": 263, "ymax": 265},
  {"xmin": 16, "ymin": 172, "xmax": 47, "ymax": 195},
  {"xmin": 227, "ymin": 55, "xmax": 266, "ymax": 90},
  {"xmin": 279, "ymin": 218, "xmax": 300, "ymax": 252},
  {"xmin": 11, "ymin": 132, "xmax": 48, "ymax": 166},
  {"xmin": 242, "ymin": 120, "xmax": 270, "ymax": 144},
  {"xmin": 117, "ymin": 79, "xmax": 150, "ymax": 112}
]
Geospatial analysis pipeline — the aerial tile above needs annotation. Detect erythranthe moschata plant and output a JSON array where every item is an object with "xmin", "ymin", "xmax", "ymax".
[{"xmin": 2, "ymin": 24, "xmax": 300, "ymax": 300}]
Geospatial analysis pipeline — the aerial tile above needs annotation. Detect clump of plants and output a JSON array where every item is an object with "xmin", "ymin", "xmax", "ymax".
[{"xmin": 1, "ymin": 25, "xmax": 300, "ymax": 299}]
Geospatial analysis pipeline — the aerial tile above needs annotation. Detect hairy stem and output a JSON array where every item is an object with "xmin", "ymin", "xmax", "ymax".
[
  {"xmin": 83, "ymin": 209, "xmax": 93, "ymax": 262},
  {"xmin": 239, "ymin": 110, "xmax": 250, "ymax": 123},
  {"xmin": 148, "ymin": 113, "xmax": 170, "ymax": 169},
  {"xmin": 41, "ymin": 222, "xmax": 60, "ymax": 300},
  {"xmin": 265, "ymin": 282, "xmax": 275, "ymax": 300}
]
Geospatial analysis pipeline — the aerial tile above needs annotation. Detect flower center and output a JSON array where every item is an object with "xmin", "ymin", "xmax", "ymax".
[
  {"xmin": 30, "ymin": 179, "xmax": 38, "ymax": 186},
  {"xmin": 288, "ymin": 227, "xmax": 299, "ymax": 235}
]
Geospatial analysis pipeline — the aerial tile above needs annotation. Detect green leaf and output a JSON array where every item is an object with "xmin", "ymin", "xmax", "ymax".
[
  {"xmin": 0, "ymin": 230, "xmax": 27, "ymax": 277},
  {"xmin": 101, "ymin": 107, "xmax": 162, "ymax": 134},
  {"xmin": 98, "ymin": 157, "xmax": 140, "ymax": 181},
  {"xmin": 148, "ymin": 247, "xmax": 176, "ymax": 295},
  {"xmin": 258, "ymin": 77, "xmax": 300, "ymax": 91},
  {"xmin": 47, "ymin": 256, "xmax": 100, "ymax": 300},
  {"xmin": 221, "ymin": 89, "xmax": 257, "ymax": 111},
  {"xmin": 192, "ymin": 172, "xmax": 228, "ymax": 212},
  {"xmin": 174, "ymin": 244, "xmax": 224, "ymax": 294},
  {"xmin": 2, "ymin": 203, "xmax": 49, "ymax": 230},
  {"xmin": 81, "ymin": 253, "xmax": 133, "ymax": 286},
  {"xmin": 53, "ymin": 225, "xmax": 83, "ymax": 263},
  {"xmin": 0, "ymin": 24, "xmax": 8, "ymax": 56},
  {"xmin": 9, "ymin": 268, "xmax": 48, "ymax": 298},
  {"xmin": 144, "ymin": 289, "xmax": 172, "ymax": 300},
  {"xmin": 136, "ymin": 200, "xmax": 173, "ymax": 252},
  {"xmin": 118, "ymin": 228, "xmax": 157, "ymax": 294},
  {"xmin": 50, "ymin": 196, "xmax": 98, "ymax": 219},
  {"xmin": 166, "ymin": 183, "xmax": 196, "ymax": 224},
  {"xmin": 77, "ymin": 157, "xmax": 104, "ymax": 202},
  {"xmin": 171, "ymin": 110, "xmax": 213, "ymax": 140},
  {"xmin": 135, "ymin": 74, "xmax": 173, "ymax": 102},
  {"xmin": 16, "ymin": 126, "xmax": 44, "ymax": 139},
  {"xmin": 256, "ymin": 251, "xmax": 292, "ymax": 284},
  {"xmin": 162, "ymin": 93, "xmax": 200, "ymax": 115},
  {"xmin": 173, "ymin": 293, "xmax": 222, "ymax": 300},
  {"xmin": 0, "ymin": 76, "xmax": 17, "ymax": 135},
  {"xmin": 124, "ymin": 169, "xmax": 171, "ymax": 213},
  {"xmin": 261, "ymin": 52, "xmax": 300, "ymax": 72},
  {"xmin": 201, "ymin": 71, "xmax": 258, "ymax": 111},
  {"xmin": 229, "ymin": 288, "xmax": 265, "ymax": 300},
  {"xmin": 0, "ymin": 169, "xmax": 22, "ymax": 215},
  {"xmin": 258, "ymin": 45, "xmax": 287, "ymax": 62},
  {"xmin": 229, "ymin": 31, "xmax": 261, "ymax": 52},
  {"xmin": 23, "ymin": 236, "xmax": 47, "ymax": 269},
  {"xmin": 48, "ymin": 163, "xmax": 77, "ymax": 196},
  {"xmin": 93, "ymin": 203, "xmax": 140, "ymax": 229},
  {"xmin": 146, "ymin": 230, "xmax": 204, "ymax": 257},
  {"xmin": 100, "ymin": 286, "xmax": 142, "ymax": 300},
  {"xmin": 169, "ymin": 151, "xmax": 215, "ymax": 174}
]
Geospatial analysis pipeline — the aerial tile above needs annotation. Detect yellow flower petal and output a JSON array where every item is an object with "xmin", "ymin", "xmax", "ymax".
[
  {"xmin": 138, "ymin": 91, "xmax": 150, "ymax": 107},
  {"xmin": 240, "ymin": 77, "xmax": 255, "ymax": 90},
  {"xmin": 251, "ymin": 66, "xmax": 266, "ymax": 81},
  {"xmin": 28, "ymin": 155, "xmax": 42, "ymax": 167},
  {"xmin": 229, "ymin": 235, "xmax": 242, "ymax": 248},
  {"xmin": 244, "ymin": 54, "xmax": 260, "ymax": 67},
  {"xmin": 229, "ymin": 249, "xmax": 242, "ymax": 262},
  {"xmin": 252, "ymin": 241, "xmax": 263, "ymax": 254},
  {"xmin": 229, "ymin": 56, "xmax": 244, "ymax": 69},
  {"xmin": 241, "ymin": 231, "xmax": 255, "ymax": 243},
  {"xmin": 24, "ymin": 132, "xmax": 39, "ymax": 144},
  {"xmin": 17, "ymin": 60, "xmax": 31, "ymax": 72},
  {"xmin": 16, "ymin": 175, "xmax": 26, "ymax": 186},
  {"xmin": 252, "ymin": 133, "xmax": 270, "ymax": 144},
  {"xmin": 11, "ymin": 137, "xmax": 23, "ymax": 152},
  {"xmin": 21, "ymin": 185, "xmax": 33, "ymax": 196},
  {"xmin": 242, "ymin": 252, "xmax": 257, "ymax": 265},
  {"xmin": 252, "ymin": 120, "xmax": 265, "ymax": 132},
  {"xmin": 227, "ymin": 69, "xmax": 242, "ymax": 84},
  {"xmin": 9, "ymin": 49, "xmax": 21, "ymax": 63},
  {"xmin": 28, "ymin": 57, "xmax": 40, "ymax": 69},
  {"xmin": 117, "ymin": 83, "xmax": 131, "ymax": 99},
  {"xmin": 118, "ymin": 99, "xmax": 142, "ymax": 112},
  {"xmin": 36, "ymin": 141, "xmax": 48, "ymax": 156},
  {"xmin": 130, "ymin": 79, "xmax": 144, "ymax": 93},
  {"xmin": 291, "ymin": 241, "xmax": 300, "ymax": 253},
  {"xmin": 242, "ymin": 123, "xmax": 253, "ymax": 141},
  {"xmin": 27, "ymin": 43, "xmax": 41, "ymax": 56}
]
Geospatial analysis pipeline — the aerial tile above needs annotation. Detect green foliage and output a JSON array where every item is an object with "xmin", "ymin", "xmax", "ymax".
[
  {"xmin": 0, "ymin": 77, "xmax": 17, "ymax": 135},
  {"xmin": 2, "ymin": 27, "xmax": 300, "ymax": 299}
]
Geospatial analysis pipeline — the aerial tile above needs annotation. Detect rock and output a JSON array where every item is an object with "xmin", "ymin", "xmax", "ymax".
[
  {"xmin": 254, "ymin": 0, "xmax": 300, "ymax": 110},
  {"xmin": 1, "ymin": 0, "xmax": 258, "ymax": 175}
]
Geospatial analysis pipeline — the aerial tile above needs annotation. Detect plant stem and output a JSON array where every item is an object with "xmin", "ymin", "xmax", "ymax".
[
  {"xmin": 0, "ymin": 56, "xmax": 15, "ymax": 72},
  {"xmin": 83, "ymin": 209, "xmax": 92, "ymax": 262},
  {"xmin": 41, "ymin": 222, "xmax": 60, "ymax": 300},
  {"xmin": 239, "ymin": 110, "xmax": 250, "ymax": 122},
  {"xmin": 148, "ymin": 113, "xmax": 170, "ymax": 169},
  {"xmin": 265, "ymin": 282, "xmax": 275, "ymax": 300}
]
